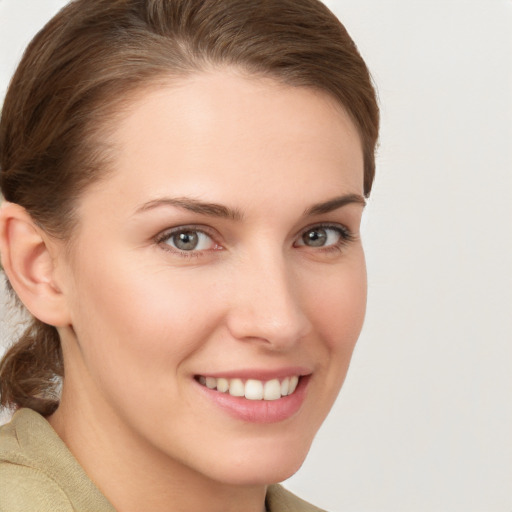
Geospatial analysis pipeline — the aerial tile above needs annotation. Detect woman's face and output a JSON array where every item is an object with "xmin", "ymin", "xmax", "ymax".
[{"xmin": 55, "ymin": 70, "xmax": 367, "ymax": 485}]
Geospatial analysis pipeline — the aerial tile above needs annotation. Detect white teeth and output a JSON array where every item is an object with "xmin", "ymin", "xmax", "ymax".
[
  {"xmin": 289, "ymin": 376, "xmax": 299, "ymax": 395},
  {"xmin": 280, "ymin": 377, "xmax": 290, "ymax": 396},
  {"xmin": 198, "ymin": 375, "xmax": 301, "ymax": 400},
  {"xmin": 229, "ymin": 378, "xmax": 245, "ymax": 397},
  {"xmin": 205, "ymin": 377, "xmax": 217, "ymax": 389},
  {"xmin": 264, "ymin": 379, "xmax": 282, "ymax": 401},
  {"xmin": 217, "ymin": 377, "xmax": 229, "ymax": 393},
  {"xmin": 245, "ymin": 379, "xmax": 263, "ymax": 400}
]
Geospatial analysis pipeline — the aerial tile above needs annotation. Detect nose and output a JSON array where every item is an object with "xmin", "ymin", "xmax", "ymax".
[{"xmin": 225, "ymin": 251, "xmax": 312, "ymax": 350}]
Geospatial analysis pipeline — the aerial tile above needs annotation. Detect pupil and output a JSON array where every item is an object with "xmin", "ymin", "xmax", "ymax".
[
  {"xmin": 174, "ymin": 231, "xmax": 199, "ymax": 251},
  {"xmin": 304, "ymin": 228, "xmax": 327, "ymax": 247}
]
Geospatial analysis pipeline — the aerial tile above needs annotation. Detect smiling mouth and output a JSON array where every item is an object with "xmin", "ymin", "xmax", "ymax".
[{"xmin": 196, "ymin": 375, "xmax": 300, "ymax": 401}]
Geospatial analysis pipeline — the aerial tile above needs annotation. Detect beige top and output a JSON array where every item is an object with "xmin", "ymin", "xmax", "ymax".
[{"xmin": 0, "ymin": 408, "xmax": 326, "ymax": 512}]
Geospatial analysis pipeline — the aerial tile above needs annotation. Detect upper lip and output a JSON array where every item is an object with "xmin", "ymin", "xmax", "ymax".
[{"xmin": 195, "ymin": 367, "xmax": 312, "ymax": 381}]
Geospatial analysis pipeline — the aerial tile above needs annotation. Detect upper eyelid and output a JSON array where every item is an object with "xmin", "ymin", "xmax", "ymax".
[
  {"xmin": 153, "ymin": 222, "xmax": 352, "ymax": 238},
  {"xmin": 296, "ymin": 222, "xmax": 352, "ymax": 237},
  {"xmin": 154, "ymin": 224, "xmax": 218, "ymax": 242}
]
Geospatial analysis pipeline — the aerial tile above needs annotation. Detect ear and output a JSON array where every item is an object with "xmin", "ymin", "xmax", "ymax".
[{"xmin": 0, "ymin": 202, "xmax": 72, "ymax": 327}]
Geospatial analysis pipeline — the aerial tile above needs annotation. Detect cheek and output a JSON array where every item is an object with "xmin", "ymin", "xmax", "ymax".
[
  {"xmin": 303, "ymin": 255, "xmax": 366, "ymax": 424},
  {"xmin": 67, "ymin": 254, "xmax": 221, "ymax": 382},
  {"xmin": 309, "ymin": 254, "xmax": 367, "ymax": 354}
]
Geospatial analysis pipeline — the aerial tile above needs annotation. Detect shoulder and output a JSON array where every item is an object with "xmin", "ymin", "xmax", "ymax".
[
  {"xmin": 0, "ymin": 410, "xmax": 72, "ymax": 511},
  {"xmin": 0, "ymin": 408, "xmax": 114, "ymax": 512},
  {"xmin": 0, "ymin": 462, "xmax": 74, "ymax": 512},
  {"xmin": 266, "ymin": 484, "xmax": 328, "ymax": 512}
]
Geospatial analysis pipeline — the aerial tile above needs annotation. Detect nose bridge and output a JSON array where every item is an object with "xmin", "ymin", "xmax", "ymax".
[{"xmin": 227, "ymin": 247, "xmax": 311, "ymax": 348}]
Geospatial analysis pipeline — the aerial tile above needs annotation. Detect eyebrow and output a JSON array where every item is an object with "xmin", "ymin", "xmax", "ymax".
[
  {"xmin": 136, "ymin": 197, "xmax": 244, "ymax": 221},
  {"xmin": 135, "ymin": 193, "xmax": 365, "ymax": 220},
  {"xmin": 303, "ymin": 193, "xmax": 366, "ymax": 215}
]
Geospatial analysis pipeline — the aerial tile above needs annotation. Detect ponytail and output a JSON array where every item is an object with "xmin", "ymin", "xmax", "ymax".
[{"xmin": 0, "ymin": 315, "xmax": 62, "ymax": 416}]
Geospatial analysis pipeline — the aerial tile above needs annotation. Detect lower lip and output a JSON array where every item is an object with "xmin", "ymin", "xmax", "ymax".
[{"xmin": 196, "ymin": 376, "xmax": 310, "ymax": 424}]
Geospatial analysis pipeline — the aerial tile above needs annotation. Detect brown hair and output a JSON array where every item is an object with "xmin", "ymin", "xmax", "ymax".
[{"xmin": 0, "ymin": 0, "xmax": 379, "ymax": 415}]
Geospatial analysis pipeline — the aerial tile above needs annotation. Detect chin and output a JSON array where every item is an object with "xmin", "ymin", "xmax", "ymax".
[
  {"xmin": 198, "ymin": 433, "xmax": 314, "ymax": 486},
  {"xmin": 213, "ymin": 458, "xmax": 307, "ymax": 487}
]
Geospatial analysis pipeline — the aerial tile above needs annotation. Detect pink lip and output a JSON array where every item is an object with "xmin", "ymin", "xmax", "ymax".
[
  {"xmin": 195, "ymin": 374, "xmax": 310, "ymax": 424},
  {"xmin": 196, "ymin": 367, "xmax": 311, "ymax": 381}
]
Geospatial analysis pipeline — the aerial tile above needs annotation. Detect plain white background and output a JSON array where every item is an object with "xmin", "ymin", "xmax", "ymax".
[{"xmin": 0, "ymin": 1, "xmax": 511, "ymax": 511}]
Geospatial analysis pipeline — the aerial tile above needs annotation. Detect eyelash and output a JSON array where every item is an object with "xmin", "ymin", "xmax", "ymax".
[
  {"xmin": 154, "ymin": 225, "xmax": 219, "ymax": 259},
  {"xmin": 295, "ymin": 223, "xmax": 357, "ymax": 252},
  {"xmin": 154, "ymin": 223, "xmax": 356, "ymax": 259}
]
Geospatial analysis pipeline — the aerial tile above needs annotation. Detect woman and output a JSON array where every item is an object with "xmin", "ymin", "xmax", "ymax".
[{"xmin": 0, "ymin": 0, "xmax": 379, "ymax": 510}]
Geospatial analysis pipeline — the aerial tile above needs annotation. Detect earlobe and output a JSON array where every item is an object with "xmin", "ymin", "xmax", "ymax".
[{"xmin": 0, "ymin": 202, "xmax": 71, "ymax": 327}]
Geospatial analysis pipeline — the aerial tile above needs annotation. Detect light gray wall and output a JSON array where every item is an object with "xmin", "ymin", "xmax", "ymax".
[{"xmin": 1, "ymin": 1, "xmax": 511, "ymax": 510}]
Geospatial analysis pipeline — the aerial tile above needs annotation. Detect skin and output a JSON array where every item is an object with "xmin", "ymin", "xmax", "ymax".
[{"xmin": 7, "ymin": 70, "xmax": 367, "ymax": 512}]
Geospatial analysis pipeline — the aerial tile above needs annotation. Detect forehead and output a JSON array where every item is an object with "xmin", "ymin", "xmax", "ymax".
[{"xmin": 82, "ymin": 70, "xmax": 364, "ymax": 215}]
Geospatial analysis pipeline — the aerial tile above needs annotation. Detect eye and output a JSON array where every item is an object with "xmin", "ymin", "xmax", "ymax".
[
  {"xmin": 295, "ymin": 225, "xmax": 353, "ymax": 249},
  {"xmin": 157, "ymin": 228, "xmax": 218, "ymax": 253}
]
